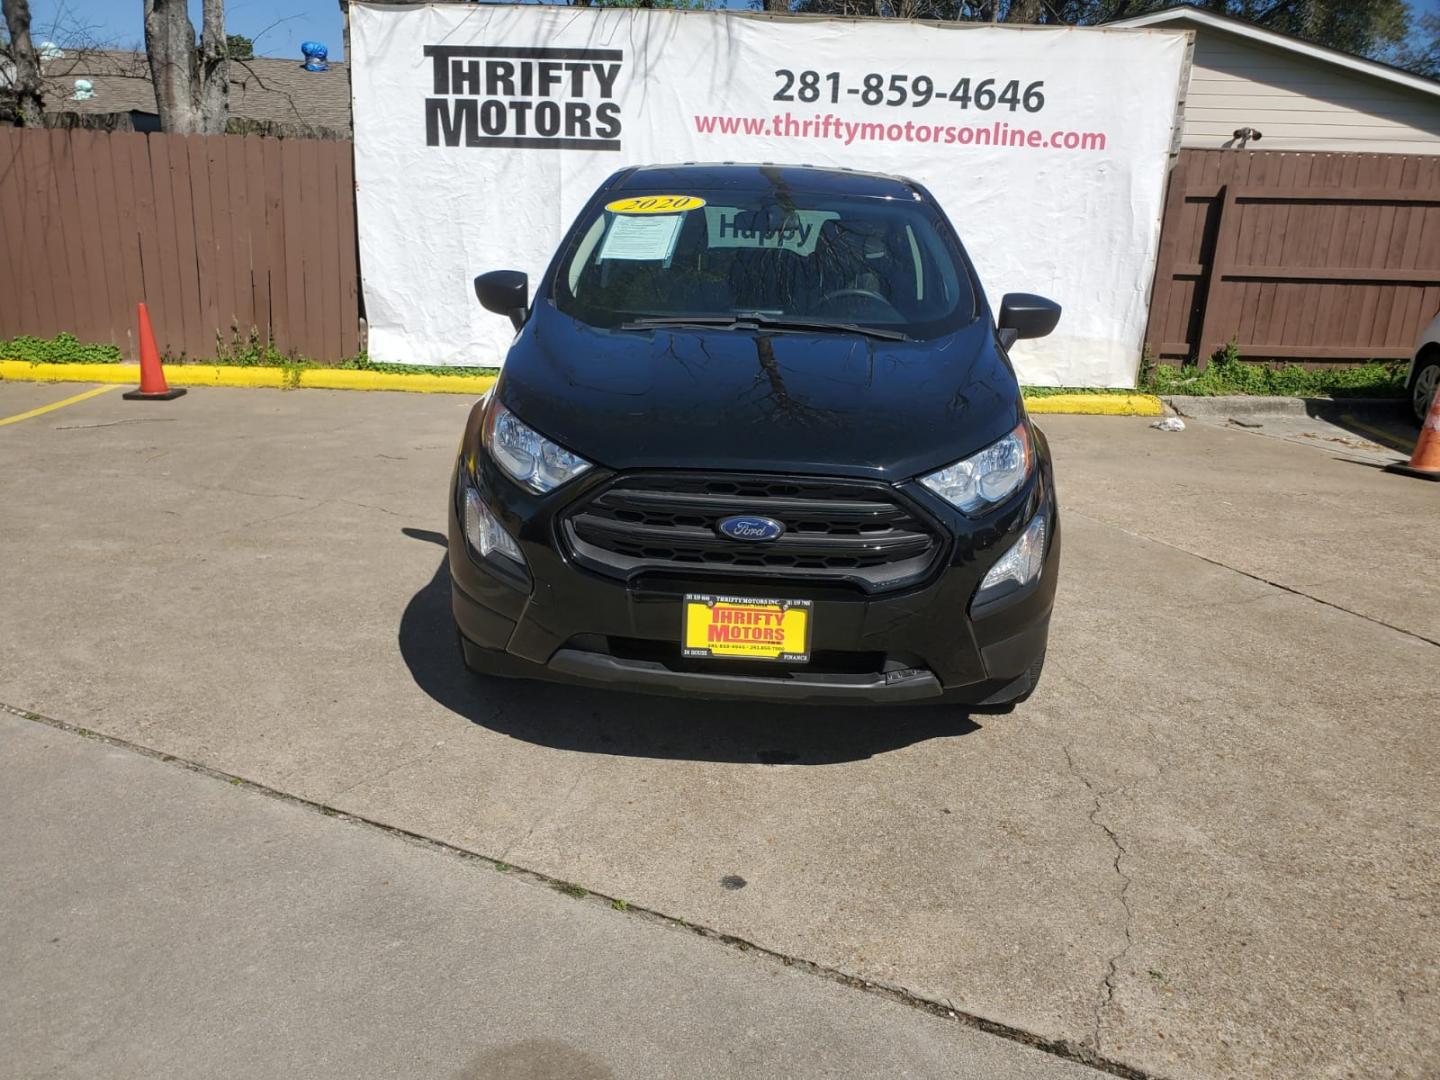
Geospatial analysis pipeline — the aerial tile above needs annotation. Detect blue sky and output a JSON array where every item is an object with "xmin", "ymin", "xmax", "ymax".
[
  {"xmin": 31, "ymin": 0, "xmax": 349, "ymax": 59},
  {"xmin": 26, "ymin": 0, "xmax": 1440, "ymax": 62}
]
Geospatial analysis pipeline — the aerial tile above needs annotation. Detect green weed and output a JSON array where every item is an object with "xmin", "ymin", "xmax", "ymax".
[
  {"xmin": 1, "ymin": 332, "xmax": 122, "ymax": 365},
  {"xmin": 1020, "ymin": 385, "xmax": 1139, "ymax": 397},
  {"xmin": 1, "ymin": 330, "xmax": 497, "ymax": 377},
  {"xmin": 215, "ymin": 325, "xmax": 291, "ymax": 367},
  {"xmin": 1144, "ymin": 339, "xmax": 1407, "ymax": 399}
]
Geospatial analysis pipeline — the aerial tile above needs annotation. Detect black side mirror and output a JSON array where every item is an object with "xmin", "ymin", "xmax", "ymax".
[
  {"xmin": 474, "ymin": 270, "xmax": 529, "ymax": 331},
  {"xmin": 996, "ymin": 293, "xmax": 1062, "ymax": 350}
]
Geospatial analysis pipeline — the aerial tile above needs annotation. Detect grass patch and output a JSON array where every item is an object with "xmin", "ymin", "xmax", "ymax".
[
  {"xmin": 8, "ymin": 330, "xmax": 1402, "ymax": 397},
  {"xmin": 1, "ymin": 333, "xmax": 122, "ymax": 365},
  {"xmin": 334, "ymin": 357, "xmax": 499, "ymax": 378},
  {"xmin": 1020, "ymin": 385, "xmax": 1138, "ymax": 397},
  {"xmin": 1143, "ymin": 341, "xmax": 1407, "ymax": 399},
  {"xmin": 1, "ymin": 329, "xmax": 498, "ymax": 378}
]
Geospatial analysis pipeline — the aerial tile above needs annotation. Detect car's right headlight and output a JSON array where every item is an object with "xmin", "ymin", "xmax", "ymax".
[
  {"xmin": 919, "ymin": 422, "xmax": 1033, "ymax": 514},
  {"xmin": 482, "ymin": 401, "xmax": 593, "ymax": 494}
]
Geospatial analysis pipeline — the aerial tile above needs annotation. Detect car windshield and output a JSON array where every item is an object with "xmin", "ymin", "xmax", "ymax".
[{"xmin": 552, "ymin": 187, "xmax": 976, "ymax": 340}]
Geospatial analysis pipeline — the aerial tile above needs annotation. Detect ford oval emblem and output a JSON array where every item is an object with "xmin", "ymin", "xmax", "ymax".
[{"xmin": 717, "ymin": 515, "xmax": 786, "ymax": 543}]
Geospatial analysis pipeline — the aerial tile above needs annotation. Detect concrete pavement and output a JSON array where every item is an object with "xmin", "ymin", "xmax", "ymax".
[
  {"xmin": 1, "ymin": 711, "xmax": 1095, "ymax": 1080},
  {"xmin": 1161, "ymin": 395, "xmax": 1421, "ymax": 476},
  {"xmin": 0, "ymin": 383, "xmax": 1435, "ymax": 1079}
]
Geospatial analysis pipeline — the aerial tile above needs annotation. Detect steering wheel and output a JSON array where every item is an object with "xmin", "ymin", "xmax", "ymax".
[{"xmin": 821, "ymin": 288, "xmax": 889, "ymax": 305}]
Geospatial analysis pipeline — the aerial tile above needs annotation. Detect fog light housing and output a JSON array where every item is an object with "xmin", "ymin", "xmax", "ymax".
[
  {"xmin": 973, "ymin": 511, "xmax": 1046, "ymax": 609},
  {"xmin": 463, "ymin": 486, "xmax": 526, "ymax": 567}
]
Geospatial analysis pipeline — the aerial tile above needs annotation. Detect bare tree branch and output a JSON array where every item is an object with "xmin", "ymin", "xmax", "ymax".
[
  {"xmin": 197, "ymin": 0, "xmax": 229, "ymax": 133},
  {"xmin": 2, "ymin": 0, "xmax": 46, "ymax": 126}
]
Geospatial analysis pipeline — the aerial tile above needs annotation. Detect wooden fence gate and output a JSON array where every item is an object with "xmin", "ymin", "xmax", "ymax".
[
  {"xmin": 1146, "ymin": 148, "xmax": 1440, "ymax": 368},
  {"xmin": 0, "ymin": 127, "xmax": 360, "ymax": 362}
]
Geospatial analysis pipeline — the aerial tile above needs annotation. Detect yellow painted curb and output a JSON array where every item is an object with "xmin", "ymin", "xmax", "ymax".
[
  {"xmin": 1024, "ymin": 393, "xmax": 1164, "ymax": 416},
  {"xmin": 298, "ymin": 368, "xmax": 497, "ymax": 394},
  {"xmin": 1, "ymin": 361, "xmax": 1154, "ymax": 414},
  {"xmin": 0, "ymin": 361, "xmax": 497, "ymax": 396}
]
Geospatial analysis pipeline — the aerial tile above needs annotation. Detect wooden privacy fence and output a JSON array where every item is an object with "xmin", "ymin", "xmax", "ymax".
[
  {"xmin": 0, "ymin": 127, "xmax": 359, "ymax": 362},
  {"xmin": 1146, "ymin": 149, "xmax": 1440, "ymax": 368}
]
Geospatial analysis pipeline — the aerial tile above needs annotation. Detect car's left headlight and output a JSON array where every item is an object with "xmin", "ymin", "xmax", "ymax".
[
  {"xmin": 919, "ymin": 422, "xmax": 1033, "ymax": 514},
  {"xmin": 973, "ymin": 510, "xmax": 1047, "ymax": 609},
  {"xmin": 483, "ymin": 401, "xmax": 593, "ymax": 494}
]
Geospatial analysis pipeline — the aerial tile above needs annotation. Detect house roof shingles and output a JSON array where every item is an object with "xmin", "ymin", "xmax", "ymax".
[{"xmin": 41, "ymin": 50, "xmax": 352, "ymax": 135}]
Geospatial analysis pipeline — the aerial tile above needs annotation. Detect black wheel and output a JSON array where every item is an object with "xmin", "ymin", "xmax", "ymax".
[{"xmin": 1411, "ymin": 352, "xmax": 1440, "ymax": 425}]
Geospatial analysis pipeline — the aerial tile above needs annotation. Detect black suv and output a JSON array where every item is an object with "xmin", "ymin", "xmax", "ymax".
[{"xmin": 450, "ymin": 163, "xmax": 1060, "ymax": 707}]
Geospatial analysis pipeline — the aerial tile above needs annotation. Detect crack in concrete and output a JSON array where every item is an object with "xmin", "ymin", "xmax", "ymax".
[
  {"xmin": 208, "ymin": 500, "xmax": 328, "ymax": 539},
  {"xmin": 203, "ymin": 483, "xmax": 314, "ymax": 502},
  {"xmin": 327, "ymin": 741, "xmax": 447, "ymax": 801},
  {"xmin": 191, "ymin": 485, "xmax": 406, "ymax": 525},
  {"xmin": 56, "ymin": 417, "xmax": 178, "ymax": 431},
  {"xmin": 1067, "ymin": 508, "xmax": 1440, "ymax": 650},
  {"xmin": 336, "ymin": 499, "xmax": 404, "ymax": 519},
  {"xmin": 4, "ymin": 702, "xmax": 1160, "ymax": 1080},
  {"xmin": 184, "ymin": 485, "xmax": 410, "ymax": 536},
  {"xmin": 498, "ymin": 761, "xmax": 592, "ymax": 862},
  {"xmin": 1064, "ymin": 745, "xmax": 1135, "ymax": 1055}
]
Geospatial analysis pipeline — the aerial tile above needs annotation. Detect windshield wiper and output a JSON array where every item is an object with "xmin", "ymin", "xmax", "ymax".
[
  {"xmin": 621, "ymin": 315, "xmax": 749, "ymax": 329},
  {"xmin": 619, "ymin": 313, "xmax": 910, "ymax": 342},
  {"xmin": 741, "ymin": 314, "xmax": 910, "ymax": 342}
]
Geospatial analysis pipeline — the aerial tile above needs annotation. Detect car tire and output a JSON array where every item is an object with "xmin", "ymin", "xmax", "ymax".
[{"xmin": 1411, "ymin": 351, "xmax": 1440, "ymax": 425}]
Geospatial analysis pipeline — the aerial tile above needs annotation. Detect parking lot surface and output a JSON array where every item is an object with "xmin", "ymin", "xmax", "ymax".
[
  {"xmin": 1, "ymin": 384, "xmax": 1436, "ymax": 1079},
  {"xmin": 3, "ymin": 711, "xmax": 1094, "ymax": 1080}
]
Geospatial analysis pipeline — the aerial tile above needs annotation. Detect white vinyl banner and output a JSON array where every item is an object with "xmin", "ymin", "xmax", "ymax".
[{"xmin": 350, "ymin": 3, "xmax": 1186, "ymax": 387}]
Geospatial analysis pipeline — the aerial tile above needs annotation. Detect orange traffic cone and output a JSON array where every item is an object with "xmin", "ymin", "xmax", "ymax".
[
  {"xmin": 1386, "ymin": 384, "xmax": 1440, "ymax": 481},
  {"xmin": 123, "ymin": 302, "xmax": 186, "ymax": 401}
]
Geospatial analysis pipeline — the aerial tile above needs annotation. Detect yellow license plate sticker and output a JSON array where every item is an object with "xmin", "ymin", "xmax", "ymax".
[{"xmin": 682, "ymin": 595, "xmax": 812, "ymax": 663}]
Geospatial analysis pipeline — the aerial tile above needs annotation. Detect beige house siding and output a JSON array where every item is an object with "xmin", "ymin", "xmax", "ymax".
[{"xmin": 1181, "ymin": 31, "xmax": 1440, "ymax": 153}]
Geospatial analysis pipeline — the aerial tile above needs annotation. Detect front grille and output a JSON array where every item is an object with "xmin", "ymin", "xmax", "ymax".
[{"xmin": 562, "ymin": 472, "xmax": 944, "ymax": 593}]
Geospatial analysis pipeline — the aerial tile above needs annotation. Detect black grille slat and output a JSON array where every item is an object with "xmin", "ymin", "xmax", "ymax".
[
  {"xmin": 571, "ymin": 516, "xmax": 933, "ymax": 561},
  {"xmin": 562, "ymin": 472, "xmax": 944, "ymax": 593},
  {"xmin": 590, "ymin": 488, "xmax": 907, "ymax": 527}
]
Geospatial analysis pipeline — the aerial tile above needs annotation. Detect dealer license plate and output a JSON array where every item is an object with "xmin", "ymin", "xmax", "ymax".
[{"xmin": 682, "ymin": 595, "xmax": 812, "ymax": 663}]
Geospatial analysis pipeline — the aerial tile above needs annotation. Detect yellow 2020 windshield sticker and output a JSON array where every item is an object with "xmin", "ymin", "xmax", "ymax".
[{"xmin": 605, "ymin": 195, "xmax": 706, "ymax": 215}]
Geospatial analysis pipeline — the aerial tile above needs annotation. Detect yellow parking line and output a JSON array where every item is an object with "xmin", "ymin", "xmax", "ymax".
[
  {"xmin": 0, "ymin": 384, "xmax": 117, "ymax": 428},
  {"xmin": 1339, "ymin": 413, "xmax": 1413, "ymax": 453}
]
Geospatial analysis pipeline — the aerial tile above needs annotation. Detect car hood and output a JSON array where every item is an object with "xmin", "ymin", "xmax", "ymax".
[{"xmin": 497, "ymin": 306, "xmax": 1023, "ymax": 482}]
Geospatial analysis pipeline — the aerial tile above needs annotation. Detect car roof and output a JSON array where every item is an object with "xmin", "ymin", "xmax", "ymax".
[{"xmin": 608, "ymin": 163, "xmax": 921, "ymax": 199}]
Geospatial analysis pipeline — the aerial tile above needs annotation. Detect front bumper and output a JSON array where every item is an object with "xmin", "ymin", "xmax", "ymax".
[{"xmin": 448, "ymin": 447, "xmax": 1059, "ymax": 707}]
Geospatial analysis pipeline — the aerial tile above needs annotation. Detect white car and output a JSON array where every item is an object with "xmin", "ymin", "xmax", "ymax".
[{"xmin": 1411, "ymin": 314, "xmax": 1440, "ymax": 423}]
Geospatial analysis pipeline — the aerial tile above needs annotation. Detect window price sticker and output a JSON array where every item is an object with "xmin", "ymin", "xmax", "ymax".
[{"xmin": 598, "ymin": 213, "xmax": 685, "ymax": 262}]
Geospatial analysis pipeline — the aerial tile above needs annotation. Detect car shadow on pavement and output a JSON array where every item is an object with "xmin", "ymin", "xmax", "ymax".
[
  {"xmin": 1302, "ymin": 398, "xmax": 1416, "ymax": 455},
  {"xmin": 399, "ymin": 529, "xmax": 981, "ymax": 765}
]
